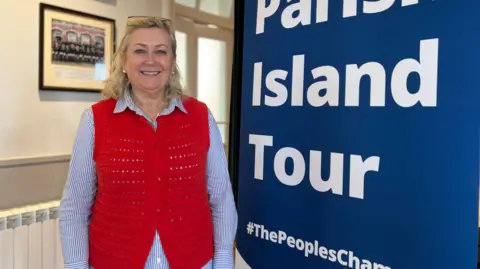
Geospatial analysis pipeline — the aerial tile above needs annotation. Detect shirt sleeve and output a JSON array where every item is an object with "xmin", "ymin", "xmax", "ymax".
[
  {"xmin": 59, "ymin": 108, "xmax": 97, "ymax": 269},
  {"xmin": 205, "ymin": 109, "xmax": 238, "ymax": 269}
]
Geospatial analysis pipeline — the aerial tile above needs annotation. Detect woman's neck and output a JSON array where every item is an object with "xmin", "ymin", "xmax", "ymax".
[{"xmin": 130, "ymin": 88, "xmax": 167, "ymax": 121}]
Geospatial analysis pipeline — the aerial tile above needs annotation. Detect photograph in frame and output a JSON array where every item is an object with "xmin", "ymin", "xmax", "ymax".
[{"xmin": 39, "ymin": 3, "xmax": 115, "ymax": 92}]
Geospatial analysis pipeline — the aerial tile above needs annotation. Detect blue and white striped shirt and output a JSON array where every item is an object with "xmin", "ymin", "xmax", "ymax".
[{"xmin": 59, "ymin": 89, "xmax": 238, "ymax": 269}]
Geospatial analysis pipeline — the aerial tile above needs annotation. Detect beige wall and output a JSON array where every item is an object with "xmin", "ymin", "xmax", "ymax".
[{"xmin": 0, "ymin": 0, "xmax": 172, "ymax": 210}]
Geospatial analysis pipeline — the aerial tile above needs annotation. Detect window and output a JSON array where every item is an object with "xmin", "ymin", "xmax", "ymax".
[
  {"xmin": 176, "ymin": 0, "xmax": 233, "ymax": 18},
  {"xmin": 175, "ymin": 31, "xmax": 188, "ymax": 89},
  {"xmin": 173, "ymin": 0, "xmax": 233, "ymax": 152},
  {"xmin": 175, "ymin": 0, "xmax": 196, "ymax": 8},
  {"xmin": 199, "ymin": 0, "xmax": 233, "ymax": 17},
  {"xmin": 198, "ymin": 36, "xmax": 228, "ymax": 142}
]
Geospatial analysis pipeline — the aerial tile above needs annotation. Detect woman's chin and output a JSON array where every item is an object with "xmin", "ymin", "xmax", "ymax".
[{"xmin": 138, "ymin": 83, "xmax": 163, "ymax": 93}]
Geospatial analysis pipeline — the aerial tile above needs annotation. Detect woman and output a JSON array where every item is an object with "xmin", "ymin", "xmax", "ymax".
[{"xmin": 59, "ymin": 16, "xmax": 238, "ymax": 269}]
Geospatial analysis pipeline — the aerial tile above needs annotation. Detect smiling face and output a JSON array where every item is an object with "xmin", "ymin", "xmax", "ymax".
[{"xmin": 123, "ymin": 27, "xmax": 174, "ymax": 95}]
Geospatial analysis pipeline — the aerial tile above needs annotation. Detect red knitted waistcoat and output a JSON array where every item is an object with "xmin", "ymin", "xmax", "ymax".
[{"xmin": 88, "ymin": 97, "xmax": 214, "ymax": 269}]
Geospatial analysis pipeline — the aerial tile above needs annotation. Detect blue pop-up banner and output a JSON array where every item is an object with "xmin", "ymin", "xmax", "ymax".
[{"xmin": 231, "ymin": 0, "xmax": 480, "ymax": 268}]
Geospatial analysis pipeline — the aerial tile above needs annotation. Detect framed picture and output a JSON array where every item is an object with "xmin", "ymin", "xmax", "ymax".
[{"xmin": 39, "ymin": 3, "xmax": 115, "ymax": 92}]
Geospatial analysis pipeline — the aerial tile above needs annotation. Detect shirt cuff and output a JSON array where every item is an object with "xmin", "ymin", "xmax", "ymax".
[
  {"xmin": 63, "ymin": 261, "xmax": 90, "ymax": 269},
  {"xmin": 213, "ymin": 249, "xmax": 234, "ymax": 269}
]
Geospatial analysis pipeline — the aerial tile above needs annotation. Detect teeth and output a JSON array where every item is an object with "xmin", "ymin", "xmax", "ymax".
[{"xmin": 141, "ymin": 71, "xmax": 160, "ymax": 75}]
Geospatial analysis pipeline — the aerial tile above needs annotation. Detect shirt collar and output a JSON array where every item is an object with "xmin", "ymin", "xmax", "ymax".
[{"xmin": 113, "ymin": 86, "xmax": 187, "ymax": 115}]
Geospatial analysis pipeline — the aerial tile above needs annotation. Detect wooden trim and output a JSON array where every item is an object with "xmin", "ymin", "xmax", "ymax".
[
  {"xmin": 0, "ymin": 154, "xmax": 70, "ymax": 168},
  {"xmin": 0, "ymin": 154, "xmax": 71, "ymax": 210}
]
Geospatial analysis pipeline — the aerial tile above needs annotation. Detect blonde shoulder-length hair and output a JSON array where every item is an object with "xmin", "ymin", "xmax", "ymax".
[{"xmin": 102, "ymin": 16, "xmax": 184, "ymax": 102}]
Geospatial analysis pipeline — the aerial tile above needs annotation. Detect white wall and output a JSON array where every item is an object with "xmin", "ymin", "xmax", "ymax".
[
  {"xmin": 0, "ymin": 0, "xmax": 172, "ymax": 209},
  {"xmin": 0, "ymin": 0, "xmax": 171, "ymax": 160}
]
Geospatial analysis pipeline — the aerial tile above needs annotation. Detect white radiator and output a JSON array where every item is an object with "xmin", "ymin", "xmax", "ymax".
[{"xmin": 0, "ymin": 201, "xmax": 64, "ymax": 269}]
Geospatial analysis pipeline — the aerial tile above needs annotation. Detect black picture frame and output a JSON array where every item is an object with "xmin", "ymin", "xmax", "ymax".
[{"xmin": 39, "ymin": 3, "xmax": 116, "ymax": 92}]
